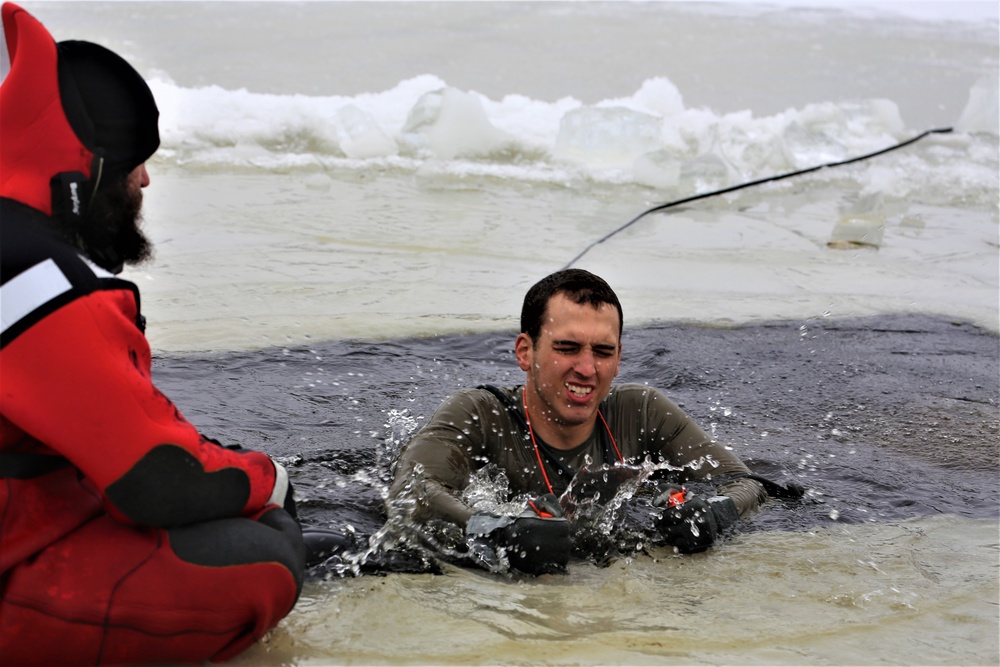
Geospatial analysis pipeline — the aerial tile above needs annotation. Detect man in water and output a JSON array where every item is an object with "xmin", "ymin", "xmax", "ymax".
[
  {"xmin": 0, "ymin": 4, "xmax": 305, "ymax": 663},
  {"xmin": 388, "ymin": 268, "xmax": 771, "ymax": 574}
]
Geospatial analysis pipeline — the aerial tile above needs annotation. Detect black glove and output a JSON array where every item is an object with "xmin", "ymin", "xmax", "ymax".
[
  {"xmin": 653, "ymin": 485, "xmax": 740, "ymax": 554},
  {"xmin": 466, "ymin": 493, "xmax": 570, "ymax": 575},
  {"xmin": 301, "ymin": 527, "xmax": 360, "ymax": 567}
]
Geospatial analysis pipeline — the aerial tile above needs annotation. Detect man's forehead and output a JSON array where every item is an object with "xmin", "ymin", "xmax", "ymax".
[{"xmin": 541, "ymin": 294, "xmax": 621, "ymax": 340}]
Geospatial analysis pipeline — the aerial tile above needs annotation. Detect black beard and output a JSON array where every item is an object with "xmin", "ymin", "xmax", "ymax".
[{"xmin": 75, "ymin": 176, "xmax": 153, "ymax": 272}]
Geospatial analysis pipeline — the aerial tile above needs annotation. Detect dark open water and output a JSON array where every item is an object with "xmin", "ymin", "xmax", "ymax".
[{"xmin": 153, "ymin": 313, "xmax": 999, "ymax": 557}]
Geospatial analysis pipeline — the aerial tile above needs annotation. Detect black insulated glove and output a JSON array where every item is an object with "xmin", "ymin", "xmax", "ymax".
[
  {"xmin": 301, "ymin": 527, "xmax": 360, "ymax": 566},
  {"xmin": 653, "ymin": 484, "xmax": 740, "ymax": 554},
  {"xmin": 466, "ymin": 493, "xmax": 570, "ymax": 575}
]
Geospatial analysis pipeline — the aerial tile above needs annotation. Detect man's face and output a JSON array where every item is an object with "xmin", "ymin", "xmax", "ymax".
[
  {"xmin": 516, "ymin": 292, "xmax": 621, "ymax": 444},
  {"xmin": 79, "ymin": 163, "xmax": 152, "ymax": 269}
]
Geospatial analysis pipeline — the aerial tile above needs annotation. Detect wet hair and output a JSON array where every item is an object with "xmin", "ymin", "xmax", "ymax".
[{"xmin": 520, "ymin": 269, "xmax": 623, "ymax": 343}]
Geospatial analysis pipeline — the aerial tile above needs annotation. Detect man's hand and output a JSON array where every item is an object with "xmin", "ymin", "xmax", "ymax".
[
  {"xmin": 653, "ymin": 485, "xmax": 740, "ymax": 554},
  {"xmin": 466, "ymin": 493, "xmax": 570, "ymax": 575},
  {"xmin": 301, "ymin": 527, "xmax": 358, "ymax": 566}
]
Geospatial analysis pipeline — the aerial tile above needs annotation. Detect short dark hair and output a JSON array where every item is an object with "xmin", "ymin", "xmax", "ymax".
[{"xmin": 520, "ymin": 269, "xmax": 623, "ymax": 342}]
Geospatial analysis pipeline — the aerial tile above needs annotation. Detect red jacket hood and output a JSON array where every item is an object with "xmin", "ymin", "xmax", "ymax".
[
  {"xmin": 0, "ymin": 2, "xmax": 93, "ymax": 216},
  {"xmin": 1, "ymin": 2, "xmax": 159, "ymax": 221}
]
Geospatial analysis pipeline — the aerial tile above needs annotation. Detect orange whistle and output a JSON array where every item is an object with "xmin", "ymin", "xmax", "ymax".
[{"xmin": 667, "ymin": 488, "xmax": 687, "ymax": 507}]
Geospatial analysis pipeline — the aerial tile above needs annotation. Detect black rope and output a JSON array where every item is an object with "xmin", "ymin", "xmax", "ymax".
[{"xmin": 562, "ymin": 126, "xmax": 954, "ymax": 270}]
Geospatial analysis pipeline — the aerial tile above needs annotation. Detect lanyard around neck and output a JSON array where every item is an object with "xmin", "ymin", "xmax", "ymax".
[{"xmin": 521, "ymin": 387, "xmax": 623, "ymax": 495}]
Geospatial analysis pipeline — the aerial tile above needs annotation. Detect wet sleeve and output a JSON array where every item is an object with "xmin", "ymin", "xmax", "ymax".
[
  {"xmin": 0, "ymin": 288, "xmax": 286, "ymax": 528},
  {"xmin": 638, "ymin": 387, "xmax": 767, "ymax": 517},
  {"xmin": 388, "ymin": 389, "xmax": 489, "ymax": 528}
]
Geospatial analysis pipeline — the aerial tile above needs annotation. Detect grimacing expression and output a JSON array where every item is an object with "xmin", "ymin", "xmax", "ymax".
[{"xmin": 516, "ymin": 292, "xmax": 621, "ymax": 446}]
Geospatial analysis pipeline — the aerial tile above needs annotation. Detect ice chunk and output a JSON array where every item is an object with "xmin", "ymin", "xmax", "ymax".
[
  {"xmin": 603, "ymin": 77, "xmax": 686, "ymax": 117},
  {"xmin": 781, "ymin": 121, "xmax": 847, "ymax": 168},
  {"xmin": 956, "ymin": 76, "xmax": 999, "ymax": 135},
  {"xmin": 635, "ymin": 77, "xmax": 685, "ymax": 116},
  {"xmin": 677, "ymin": 153, "xmax": 732, "ymax": 194},
  {"xmin": 336, "ymin": 104, "xmax": 397, "ymax": 159},
  {"xmin": 828, "ymin": 192, "xmax": 886, "ymax": 249},
  {"xmin": 634, "ymin": 148, "xmax": 734, "ymax": 194},
  {"xmin": 554, "ymin": 106, "xmax": 662, "ymax": 168},
  {"xmin": 633, "ymin": 149, "xmax": 680, "ymax": 189},
  {"xmin": 399, "ymin": 87, "xmax": 510, "ymax": 159}
]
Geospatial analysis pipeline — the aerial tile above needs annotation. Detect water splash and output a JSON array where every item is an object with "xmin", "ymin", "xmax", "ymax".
[{"xmin": 377, "ymin": 408, "xmax": 421, "ymax": 483}]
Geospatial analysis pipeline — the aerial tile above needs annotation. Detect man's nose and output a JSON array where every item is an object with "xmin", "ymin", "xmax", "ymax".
[{"xmin": 573, "ymin": 350, "xmax": 597, "ymax": 376}]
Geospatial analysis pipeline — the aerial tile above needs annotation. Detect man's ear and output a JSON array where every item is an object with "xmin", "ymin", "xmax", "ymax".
[
  {"xmin": 614, "ymin": 342, "xmax": 622, "ymax": 377},
  {"xmin": 515, "ymin": 333, "xmax": 533, "ymax": 372}
]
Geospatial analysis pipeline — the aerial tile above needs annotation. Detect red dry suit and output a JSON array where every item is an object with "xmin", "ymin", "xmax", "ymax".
[{"xmin": 0, "ymin": 4, "xmax": 305, "ymax": 664}]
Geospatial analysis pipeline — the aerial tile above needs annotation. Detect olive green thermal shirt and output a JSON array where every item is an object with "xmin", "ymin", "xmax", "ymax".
[{"xmin": 389, "ymin": 383, "xmax": 767, "ymax": 528}]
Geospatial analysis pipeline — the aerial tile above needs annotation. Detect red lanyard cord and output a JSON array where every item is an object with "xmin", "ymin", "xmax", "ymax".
[
  {"xmin": 522, "ymin": 388, "xmax": 556, "ymax": 495},
  {"xmin": 597, "ymin": 408, "xmax": 624, "ymax": 462}
]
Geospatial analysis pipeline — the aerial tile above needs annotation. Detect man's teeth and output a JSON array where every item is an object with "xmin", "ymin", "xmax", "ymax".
[{"xmin": 567, "ymin": 384, "xmax": 592, "ymax": 397}]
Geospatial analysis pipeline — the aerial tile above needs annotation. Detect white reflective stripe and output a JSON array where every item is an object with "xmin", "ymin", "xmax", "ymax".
[
  {"xmin": 0, "ymin": 259, "xmax": 73, "ymax": 335},
  {"xmin": 80, "ymin": 254, "xmax": 114, "ymax": 279},
  {"xmin": 267, "ymin": 460, "xmax": 290, "ymax": 508}
]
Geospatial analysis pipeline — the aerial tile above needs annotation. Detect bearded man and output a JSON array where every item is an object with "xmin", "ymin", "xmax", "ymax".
[{"xmin": 0, "ymin": 4, "xmax": 305, "ymax": 664}]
